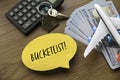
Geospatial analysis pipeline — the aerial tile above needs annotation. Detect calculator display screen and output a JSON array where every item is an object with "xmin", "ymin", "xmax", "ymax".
[{"xmin": 49, "ymin": 0, "xmax": 56, "ymax": 4}]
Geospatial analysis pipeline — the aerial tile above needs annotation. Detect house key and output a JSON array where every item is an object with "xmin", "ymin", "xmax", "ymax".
[
  {"xmin": 42, "ymin": 15, "xmax": 59, "ymax": 32},
  {"xmin": 48, "ymin": 8, "xmax": 69, "ymax": 19}
]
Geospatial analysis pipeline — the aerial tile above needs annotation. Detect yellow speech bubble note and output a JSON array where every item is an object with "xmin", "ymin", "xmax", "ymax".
[{"xmin": 22, "ymin": 33, "xmax": 77, "ymax": 71}]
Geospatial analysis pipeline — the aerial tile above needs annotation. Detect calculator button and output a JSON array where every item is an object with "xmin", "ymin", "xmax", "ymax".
[
  {"xmin": 22, "ymin": 21, "xmax": 32, "ymax": 29},
  {"xmin": 27, "ymin": 5, "xmax": 32, "ymax": 10},
  {"xmin": 14, "ymin": 8, "xmax": 19, "ymax": 12},
  {"xmin": 22, "ymin": 1, "xmax": 27, "ymax": 6},
  {"xmin": 31, "ymin": 2, "xmax": 36, "ymax": 6},
  {"xmin": 18, "ymin": 20, "xmax": 23, "ymax": 25},
  {"xmin": 9, "ymin": 11, "xmax": 14, "ymax": 16},
  {"xmin": 31, "ymin": 17, "xmax": 37, "ymax": 22},
  {"xmin": 35, "ymin": 13, "xmax": 41, "ymax": 18},
  {"xmin": 18, "ymin": 12, "xmax": 23, "ymax": 17},
  {"xmin": 13, "ymin": 15, "xmax": 19, "ymax": 20},
  {"xmin": 22, "ymin": 8, "xmax": 27, "ymax": 13},
  {"xmin": 18, "ymin": 5, "xmax": 23, "ymax": 9},
  {"xmin": 31, "ymin": 9, "xmax": 36, "ymax": 14},
  {"xmin": 22, "ymin": 16, "xmax": 27, "ymax": 21},
  {"xmin": 27, "ymin": 13, "xmax": 32, "ymax": 17}
]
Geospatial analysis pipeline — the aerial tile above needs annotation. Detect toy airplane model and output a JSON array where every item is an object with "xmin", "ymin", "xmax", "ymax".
[{"xmin": 84, "ymin": 4, "xmax": 120, "ymax": 58}]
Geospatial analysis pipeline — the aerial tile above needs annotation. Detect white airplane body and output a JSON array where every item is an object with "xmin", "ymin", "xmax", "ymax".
[{"xmin": 84, "ymin": 4, "xmax": 120, "ymax": 58}]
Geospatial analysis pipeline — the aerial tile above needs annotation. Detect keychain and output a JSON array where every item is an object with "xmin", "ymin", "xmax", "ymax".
[{"xmin": 37, "ymin": 1, "xmax": 69, "ymax": 32}]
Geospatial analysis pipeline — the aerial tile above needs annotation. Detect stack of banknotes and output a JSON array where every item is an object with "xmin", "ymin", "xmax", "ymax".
[{"xmin": 64, "ymin": 0, "xmax": 120, "ymax": 69}]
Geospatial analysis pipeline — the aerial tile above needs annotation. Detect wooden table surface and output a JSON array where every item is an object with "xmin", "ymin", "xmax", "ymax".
[{"xmin": 0, "ymin": 0, "xmax": 120, "ymax": 80}]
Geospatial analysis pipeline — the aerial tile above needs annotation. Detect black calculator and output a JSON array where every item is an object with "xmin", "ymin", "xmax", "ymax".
[{"xmin": 6, "ymin": 0, "xmax": 64, "ymax": 35}]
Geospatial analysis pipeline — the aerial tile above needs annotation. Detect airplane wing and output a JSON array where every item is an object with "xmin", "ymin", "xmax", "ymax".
[
  {"xmin": 109, "ymin": 17, "xmax": 120, "ymax": 29},
  {"xmin": 84, "ymin": 19, "xmax": 109, "ymax": 57}
]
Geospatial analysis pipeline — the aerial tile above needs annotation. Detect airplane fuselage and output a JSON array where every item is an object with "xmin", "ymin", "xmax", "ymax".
[{"xmin": 95, "ymin": 4, "xmax": 120, "ymax": 46}]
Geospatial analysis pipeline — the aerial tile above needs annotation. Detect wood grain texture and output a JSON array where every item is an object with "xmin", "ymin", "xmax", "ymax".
[{"xmin": 0, "ymin": 0, "xmax": 120, "ymax": 80}]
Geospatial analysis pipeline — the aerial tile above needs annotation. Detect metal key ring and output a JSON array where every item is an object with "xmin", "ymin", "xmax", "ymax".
[{"xmin": 36, "ymin": 1, "xmax": 52, "ymax": 16}]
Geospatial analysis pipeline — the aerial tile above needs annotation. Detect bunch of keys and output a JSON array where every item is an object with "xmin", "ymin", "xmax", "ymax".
[{"xmin": 37, "ymin": 1, "xmax": 69, "ymax": 32}]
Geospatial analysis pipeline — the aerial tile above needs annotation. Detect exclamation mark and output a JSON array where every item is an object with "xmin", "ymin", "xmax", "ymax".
[{"xmin": 63, "ymin": 41, "xmax": 66, "ymax": 50}]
